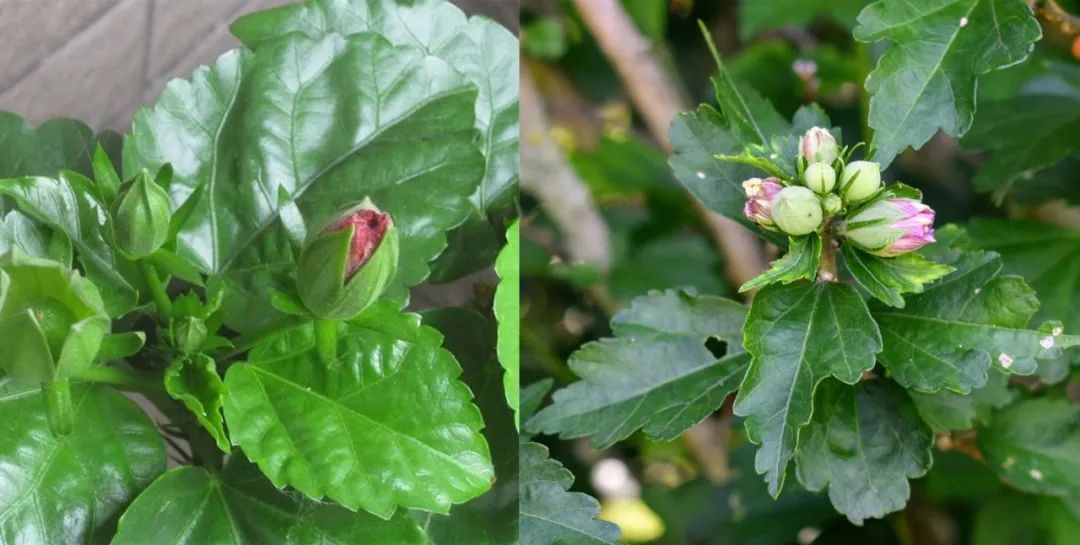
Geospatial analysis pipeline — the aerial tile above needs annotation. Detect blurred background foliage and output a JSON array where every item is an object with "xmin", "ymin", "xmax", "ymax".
[{"xmin": 519, "ymin": 0, "xmax": 1080, "ymax": 543}]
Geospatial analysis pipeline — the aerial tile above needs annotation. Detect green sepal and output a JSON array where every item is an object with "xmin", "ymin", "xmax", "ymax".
[
  {"xmin": 42, "ymin": 379, "xmax": 74, "ymax": 436},
  {"xmin": 739, "ymin": 234, "xmax": 821, "ymax": 292}
]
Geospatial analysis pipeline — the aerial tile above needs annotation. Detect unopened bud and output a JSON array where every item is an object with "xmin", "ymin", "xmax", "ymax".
[
  {"xmin": 803, "ymin": 162, "xmax": 836, "ymax": 194},
  {"xmin": 844, "ymin": 198, "xmax": 936, "ymax": 256},
  {"xmin": 112, "ymin": 170, "xmax": 171, "ymax": 258},
  {"xmin": 822, "ymin": 193, "xmax": 843, "ymax": 215},
  {"xmin": 839, "ymin": 161, "xmax": 882, "ymax": 203},
  {"xmin": 772, "ymin": 186, "xmax": 823, "ymax": 236},
  {"xmin": 742, "ymin": 177, "xmax": 783, "ymax": 231},
  {"xmin": 798, "ymin": 127, "xmax": 838, "ymax": 165}
]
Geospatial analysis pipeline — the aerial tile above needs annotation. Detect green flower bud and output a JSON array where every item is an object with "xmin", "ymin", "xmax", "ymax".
[
  {"xmin": 771, "ymin": 186, "xmax": 823, "ymax": 236},
  {"xmin": 172, "ymin": 316, "xmax": 208, "ymax": 355},
  {"xmin": 798, "ymin": 127, "xmax": 839, "ymax": 165},
  {"xmin": 112, "ymin": 170, "xmax": 171, "ymax": 258},
  {"xmin": 297, "ymin": 198, "xmax": 399, "ymax": 320},
  {"xmin": 839, "ymin": 161, "xmax": 882, "ymax": 203},
  {"xmin": 823, "ymin": 193, "xmax": 843, "ymax": 215},
  {"xmin": 803, "ymin": 162, "xmax": 836, "ymax": 194},
  {"xmin": 0, "ymin": 250, "xmax": 109, "ymax": 436}
]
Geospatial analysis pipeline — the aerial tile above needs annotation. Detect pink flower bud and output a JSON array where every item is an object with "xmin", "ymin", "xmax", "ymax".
[
  {"xmin": 324, "ymin": 208, "xmax": 392, "ymax": 279},
  {"xmin": 844, "ymin": 198, "xmax": 936, "ymax": 257},
  {"xmin": 742, "ymin": 177, "xmax": 783, "ymax": 231},
  {"xmin": 798, "ymin": 127, "xmax": 838, "ymax": 165}
]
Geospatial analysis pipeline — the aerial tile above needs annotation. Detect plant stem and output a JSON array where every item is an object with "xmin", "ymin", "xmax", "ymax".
[
  {"xmin": 819, "ymin": 233, "xmax": 838, "ymax": 281},
  {"xmin": 224, "ymin": 315, "xmax": 308, "ymax": 358},
  {"xmin": 79, "ymin": 365, "xmax": 163, "ymax": 393},
  {"xmin": 139, "ymin": 260, "xmax": 172, "ymax": 317},
  {"xmin": 313, "ymin": 319, "xmax": 339, "ymax": 367}
]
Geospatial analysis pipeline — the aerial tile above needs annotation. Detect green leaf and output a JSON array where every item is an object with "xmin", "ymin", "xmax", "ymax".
[
  {"xmin": 909, "ymin": 367, "xmax": 1012, "ymax": 431},
  {"xmin": 164, "ymin": 354, "xmax": 229, "ymax": 452},
  {"xmin": 873, "ymin": 245, "xmax": 1078, "ymax": 393},
  {"xmin": 0, "ymin": 381, "xmax": 165, "ymax": 544},
  {"xmin": 519, "ymin": 442, "xmax": 622, "ymax": 545},
  {"xmin": 521, "ymin": 379, "xmax": 553, "ymax": 427},
  {"xmin": 0, "ymin": 113, "xmax": 97, "ymax": 180},
  {"xmin": 0, "ymin": 173, "xmax": 141, "ymax": 317},
  {"xmin": 740, "ymin": 235, "xmax": 821, "ymax": 292},
  {"xmin": 222, "ymin": 301, "xmax": 493, "ymax": 518},
  {"xmin": 112, "ymin": 456, "xmax": 425, "ymax": 545},
  {"xmin": 495, "ymin": 220, "xmax": 520, "ymax": 427},
  {"xmin": 740, "ymin": 0, "xmax": 868, "ymax": 37},
  {"xmin": 979, "ymin": 397, "xmax": 1080, "ymax": 497},
  {"xmin": 962, "ymin": 95, "xmax": 1080, "ymax": 200},
  {"xmin": 735, "ymin": 281, "xmax": 882, "ymax": 497},
  {"xmin": 419, "ymin": 307, "xmax": 518, "ymax": 545},
  {"xmin": 841, "ymin": 244, "xmax": 954, "ymax": 307},
  {"xmin": 0, "ymin": 209, "xmax": 71, "ymax": 264},
  {"xmin": 528, "ymin": 289, "xmax": 749, "ymax": 447},
  {"xmin": 973, "ymin": 493, "xmax": 1080, "ymax": 545},
  {"xmin": 794, "ymin": 379, "xmax": 933, "ymax": 525},
  {"xmin": 853, "ymin": 0, "xmax": 1042, "ymax": 166},
  {"xmin": 124, "ymin": 33, "xmax": 484, "ymax": 332},
  {"xmin": 232, "ymin": 0, "xmax": 519, "ymax": 214}
]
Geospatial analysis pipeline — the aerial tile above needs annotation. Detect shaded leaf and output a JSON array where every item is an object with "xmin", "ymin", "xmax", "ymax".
[
  {"xmin": 494, "ymin": 220, "xmax": 520, "ymax": 426},
  {"xmin": 795, "ymin": 379, "xmax": 933, "ymax": 525},
  {"xmin": 854, "ymin": 0, "xmax": 1042, "ymax": 165},
  {"xmin": 164, "ymin": 354, "xmax": 229, "ymax": 452},
  {"xmin": 979, "ymin": 398, "xmax": 1080, "ymax": 497},
  {"xmin": 0, "ymin": 113, "xmax": 97, "ymax": 180},
  {"xmin": 222, "ymin": 301, "xmax": 493, "ymax": 517},
  {"xmin": 0, "ymin": 209, "xmax": 71, "ymax": 264},
  {"xmin": 112, "ymin": 456, "xmax": 424, "ymax": 545},
  {"xmin": 739, "ymin": 0, "xmax": 869, "ymax": 37},
  {"xmin": 519, "ymin": 442, "xmax": 621, "ymax": 545},
  {"xmin": 841, "ymin": 244, "xmax": 954, "ymax": 307},
  {"xmin": 735, "ymin": 281, "xmax": 882, "ymax": 497},
  {"xmin": 740, "ymin": 235, "xmax": 821, "ymax": 293},
  {"xmin": 0, "ymin": 381, "xmax": 165, "ymax": 544},
  {"xmin": 529, "ymin": 289, "xmax": 749, "ymax": 447},
  {"xmin": 909, "ymin": 368, "xmax": 1012, "ymax": 431}
]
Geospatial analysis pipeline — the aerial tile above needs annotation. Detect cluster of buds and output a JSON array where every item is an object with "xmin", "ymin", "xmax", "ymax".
[{"xmin": 740, "ymin": 127, "xmax": 936, "ymax": 257}]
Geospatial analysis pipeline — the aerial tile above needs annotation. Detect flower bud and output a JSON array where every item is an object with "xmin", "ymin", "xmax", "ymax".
[
  {"xmin": 843, "ymin": 198, "xmax": 936, "ymax": 257},
  {"xmin": 296, "ymin": 198, "xmax": 399, "ymax": 320},
  {"xmin": 742, "ymin": 177, "xmax": 783, "ymax": 231},
  {"xmin": 822, "ymin": 193, "xmax": 843, "ymax": 215},
  {"xmin": 112, "ymin": 170, "xmax": 171, "ymax": 258},
  {"xmin": 772, "ymin": 186, "xmax": 823, "ymax": 236},
  {"xmin": 803, "ymin": 162, "xmax": 836, "ymax": 194},
  {"xmin": 798, "ymin": 127, "xmax": 838, "ymax": 165},
  {"xmin": 839, "ymin": 161, "xmax": 882, "ymax": 203}
]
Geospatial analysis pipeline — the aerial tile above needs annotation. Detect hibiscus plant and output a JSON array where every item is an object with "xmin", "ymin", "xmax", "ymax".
[{"xmin": 0, "ymin": 0, "xmax": 518, "ymax": 543}]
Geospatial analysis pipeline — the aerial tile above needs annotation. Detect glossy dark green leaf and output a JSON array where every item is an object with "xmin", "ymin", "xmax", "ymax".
[
  {"xmin": 979, "ymin": 398, "xmax": 1080, "ymax": 497},
  {"xmin": 854, "ymin": 0, "xmax": 1042, "ymax": 166},
  {"xmin": 962, "ymin": 95, "xmax": 1080, "ymax": 200},
  {"xmin": 735, "ymin": 281, "xmax": 882, "ymax": 497},
  {"xmin": 419, "ymin": 307, "xmax": 517, "ymax": 545},
  {"xmin": 0, "ymin": 173, "xmax": 140, "ymax": 316},
  {"xmin": 0, "ymin": 381, "xmax": 165, "ymax": 544},
  {"xmin": 519, "ymin": 442, "xmax": 621, "ymax": 545},
  {"xmin": 794, "ymin": 379, "xmax": 933, "ymax": 525},
  {"xmin": 111, "ymin": 456, "xmax": 425, "ymax": 545},
  {"xmin": 124, "ymin": 33, "xmax": 484, "ymax": 332},
  {"xmin": 909, "ymin": 368, "xmax": 1012, "ymax": 431},
  {"xmin": 739, "ymin": 235, "xmax": 821, "ymax": 293},
  {"xmin": 494, "ymin": 220, "xmax": 520, "ymax": 427},
  {"xmin": 873, "ymin": 245, "xmax": 1079, "ymax": 393},
  {"xmin": 841, "ymin": 244, "xmax": 954, "ymax": 307},
  {"xmin": 222, "ymin": 301, "xmax": 493, "ymax": 518},
  {"xmin": 232, "ymin": 0, "xmax": 519, "ymax": 214},
  {"xmin": 529, "ymin": 289, "xmax": 749, "ymax": 447},
  {"xmin": 164, "ymin": 354, "xmax": 229, "ymax": 452}
]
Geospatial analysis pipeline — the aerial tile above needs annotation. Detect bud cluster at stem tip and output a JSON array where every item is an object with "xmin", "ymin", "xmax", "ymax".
[{"xmin": 739, "ymin": 126, "xmax": 936, "ymax": 257}]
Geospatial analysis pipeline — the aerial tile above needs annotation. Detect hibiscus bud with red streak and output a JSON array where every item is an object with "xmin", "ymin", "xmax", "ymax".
[
  {"xmin": 843, "ymin": 198, "xmax": 936, "ymax": 257},
  {"xmin": 743, "ymin": 177, "xmax": 783, "ymax": 231}
]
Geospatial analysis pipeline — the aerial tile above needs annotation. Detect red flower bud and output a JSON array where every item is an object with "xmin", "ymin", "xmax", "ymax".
[{"xmin": 324, "ymin": 208, "xmax": 392, "ymax": 279}]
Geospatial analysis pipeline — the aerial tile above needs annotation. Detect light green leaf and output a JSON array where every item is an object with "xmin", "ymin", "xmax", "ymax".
[
  {"xmin": 124, "ymin": 33, "xmax": 484, "ymax": 332},
  {"xmin": 795, "ymin": 379, "xmax": 933, "ymax": 525},
  {"xmin": 854, "ymin": 0, "xmax": 1042, "ymax": 166},
  {"xmin": 0, "ymin": 381, "xmax": 165, "ymax": 544},
  {"xmin": 495, "ymin": 220, "xmax": 520, "ymax": 427},
  {"xmin": 112, "ymin": 456, "xmax": 425, "ymax": 545},
  {"xmin": 873, "ymin": 246, "xmax": 1078, "ymax": 393},
  {"xmin": 979, "ymin": 398, "xmax": 1080, "ymax": 497},
  {"xmin": 735, "ymin": 281, "xmax": 882, "ymax": 497},
  {"xmin": 841, "ymin": 244, "xmax": 954, "ymax": 307},
  {"xmin": 231, "ymin": 0, "xmax": 519, "ymax": 214},
  {"xmin": 740, "ymin": 235, "xmax": 821, "ymax": 292},
  {"xmin": 222, "ymin": 301, "xmax": 493, "ymax": 518},
  {"xmin": 0, "ymin": 174, "xmax": 140, "ymax": 316},
  {"xmin": 0, "ymin": 209, "xmax": 70, "ymax": 265},
  {"xmin": 519, "ymin": 442, "xmax": 622, "ymax": 545},
  {"xmin": 164, "ymin": 354, "xmax": 229, "ymax": 452},
  {"xmin": 528, "ymin": 289, "xmax": 749, "ymax": 447}
]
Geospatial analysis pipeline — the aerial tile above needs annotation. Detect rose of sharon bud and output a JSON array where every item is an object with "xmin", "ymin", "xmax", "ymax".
[
  {"xmin": 296, "ymin": 198, "xmax": 399, "ymax": 320},
  {"xmin": 844, "ymin": 198, "xmax": 936, "ymax": 257},
  {"xmin": 798, "ymin": 127, "xmax": 838, "ymax": 165},
  {"xmin": 839, "ymin": 161, "xmax": 882, "ymax": 203},
  {"xmin": 112, "ymin": 169, "xmax": 171, "ymax": 258},
  {"xmin": 772, "ymin": 186, "xmax": 823, "ymax": 236},
  {"xmin": 742, "ymin": 177, "xmax": 783, "ymax": 230},
  {"xmin": 822, "ymin": 193, "xmax": 843, "ymax": 215},
  {"xmin": 803, "ymin": 162, "xmax": 836, "ymax": 194}
]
